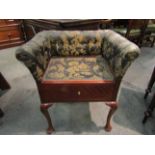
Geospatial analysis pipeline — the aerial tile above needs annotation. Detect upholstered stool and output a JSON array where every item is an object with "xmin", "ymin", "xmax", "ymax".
[{"xmin": 16, "ymin": 30, "xmax": 140, "ymax": 134}]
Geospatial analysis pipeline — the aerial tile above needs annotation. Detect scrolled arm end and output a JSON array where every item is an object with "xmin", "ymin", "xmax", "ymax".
[
  {"xmin": 16, "ymin": 48, "xmax": 44, "ymax": 82},
  {"xmin": 102, "ymin": 30, "xmax": 140, "ymax": 78}
]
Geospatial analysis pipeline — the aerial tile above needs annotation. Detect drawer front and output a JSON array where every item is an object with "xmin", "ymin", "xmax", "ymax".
[
  {"xmin": 0, "ymin": 29, "xmax": 21, "ymax": 41},
  {"xmin": 0, "ymin": 40, "xmax": 25, "ymax": 49},
  {"xmin": 0, "ymin": 19, "xmax": 18, "ymax": 26},
  {"xmin": 4, "ymin": 19, "xmax": 18, "ymax": 25},
  {"xmin": 39, "ymin": 83, "xmax": 115, "ymax": 102}
]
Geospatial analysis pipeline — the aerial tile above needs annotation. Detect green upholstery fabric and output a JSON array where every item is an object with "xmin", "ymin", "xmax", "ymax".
[
  {"xmin": 44, "ymin": 56, "xmax": 113, "ymax": 81},
  {"xmin": 114, "ymin": 28, "xmax": 141, "ymax": 37},
  {"xmin": 146, "ymin": 24, "xmax": 155, "ymax": 32},
  {"xmin": 16, "ymin": 30, "xmax": 140, "ymax": 82},
  {"xmin": 102, "ymin": 30, "xmax": 140, "ymax": 78},
  {"xmin": 16, "ymin": 31, "xmax": 50, "ymax": 81},
  {"xmin": 47, "ymin": 31, "xmax": 103, "ymax": 56}
]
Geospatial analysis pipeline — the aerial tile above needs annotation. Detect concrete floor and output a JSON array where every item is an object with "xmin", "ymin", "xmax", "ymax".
[{"xmin": 0, "ymin": 46, "xmax": 155, "ymax": 135}]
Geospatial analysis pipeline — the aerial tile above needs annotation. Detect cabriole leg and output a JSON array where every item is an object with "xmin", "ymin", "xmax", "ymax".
[
  {"xmin": 104, "ymin": 102, "xmax": 118, "ymax": 132},
  {"xmin": 40, "ymin": 103, "xmax": 55, "ymax": 134}
]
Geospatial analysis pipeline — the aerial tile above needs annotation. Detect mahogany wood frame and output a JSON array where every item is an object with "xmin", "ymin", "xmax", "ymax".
[{"xmin": 36, "ymin": 58, "xmax": 121, "ymax": 134}]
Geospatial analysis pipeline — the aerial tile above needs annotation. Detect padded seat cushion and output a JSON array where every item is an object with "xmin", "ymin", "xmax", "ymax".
[{"xmin": 43, "ymin": 56, "xmax": 113, "ymax": 81}]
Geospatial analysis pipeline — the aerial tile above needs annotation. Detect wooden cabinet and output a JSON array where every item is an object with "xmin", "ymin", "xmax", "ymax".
[
  {"xmin": 0, "ymin": 19, "xmax": 25, "ymax": 49},
  {"xmin": 23, "ymin": 19, "xmax": 112, "ymax": 40}
]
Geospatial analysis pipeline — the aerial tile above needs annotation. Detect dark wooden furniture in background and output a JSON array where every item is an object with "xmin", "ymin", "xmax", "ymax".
[
  {"xmin": 0, "ymin": 73, "xmax": 10, "ymax": 90},
  {"xmin": 143, "ymin": 67, "xmax": 155, "ymax": 123},
  {"xmin": 0, "ymin": 72, "xmax": 11, "ymax": 117},
  {"xmin": 144, "ymin": 20, "xmax": 155, "ymax": 47},
  {"xmin": 0, "ymin": 19, "xmax": 154, "ymax": 49},
  {"xmin": 144, "ymin": 67, "xmax": 155, "ymax": 100},
  {"xmin": 23, "ymin": 19, "xmax": 112, "ymax": 40},
  {"xmin": 114, "ymin": 19, "xmax": 149, "ymax": 47},
  {"xmin": 112, "ymin": 19, "xmax": 129, "ymax": 27},
  {"xmin": 23, "ymin": 19, "xmax": 61, "ymax": 40},
  {"xmin": 127, "ymin": 20, "xmax": 149, "ymax": 46},
  {"xmin": 0, "ymin": 19, "xmax": 26, "ymax": 49},
  {"xmin": 59, "ymin": 19, "xmax": 112, "ymax": 30}
]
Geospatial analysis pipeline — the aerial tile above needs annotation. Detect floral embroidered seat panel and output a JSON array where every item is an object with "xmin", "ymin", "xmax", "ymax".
[{"xmin": 43, "ymin": 56, "xmax": 114, "ymax": 81}]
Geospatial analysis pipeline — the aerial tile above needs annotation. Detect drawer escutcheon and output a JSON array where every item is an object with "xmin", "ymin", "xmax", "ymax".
[{"xmin": 77, "ymin": 91, "xmax": 81, "ymax": 96}]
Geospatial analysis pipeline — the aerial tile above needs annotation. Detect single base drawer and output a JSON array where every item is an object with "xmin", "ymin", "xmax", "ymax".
[{"xmin": 39, "ymin": 82, "xmax": 115, "ymax": 102}]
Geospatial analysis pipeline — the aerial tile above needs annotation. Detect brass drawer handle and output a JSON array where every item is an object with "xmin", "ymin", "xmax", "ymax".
[{"xmin": 77, "ymin": 91, "xmax": 81, "ymax": 96}]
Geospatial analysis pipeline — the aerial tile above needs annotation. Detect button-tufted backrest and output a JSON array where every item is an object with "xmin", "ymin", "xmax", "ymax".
[{"xmin": 44, "ymin": 30, "xmax": 104, "ymax": 56}]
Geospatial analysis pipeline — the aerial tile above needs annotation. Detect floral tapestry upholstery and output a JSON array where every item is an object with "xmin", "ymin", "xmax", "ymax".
[
  {"xmin": 43, "ymin": 56, "xmax": 113, "ymax": 81},
  {"xmin": 102, "ymin": 30, "xmax": 140, "ymax": 78},
  {"xmin": 47, "ymin": 31, "xmax": 103, "ymax": 56},
  {"xmin": 16, "ymin": 31, "xmax": 50, "ymax": 81},
  {"xmin": 16, "ymin": 30, "xmax": 140, "ymax": 82}
]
